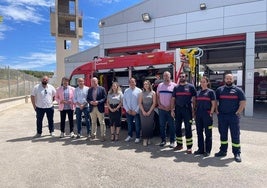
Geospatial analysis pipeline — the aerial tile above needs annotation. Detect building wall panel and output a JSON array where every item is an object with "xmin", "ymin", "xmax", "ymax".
[
  {"xmin": 224, "ymin": 0, "xmax": 266, "ymax": 16},
  {"xmin": 155, "ymin": 14, "xmax": 186, "ymax": 27},
  {"xmin": 187, "ymin": 18, "xmax": 224, "ymax": 33},
  {"xmin": 224, "ymin": 12, "xmax": 266, "ymax": 28},
  {"xmin": 187, "ymin": 30, "xmax": 224, "ymax": 40},
  {"xmin": 155, "ymin": 24, "xmax": 186, "ymax": 38},
  {"xmin": 187, "ymin": 8, "xmax": 224, "ymax": 22}
]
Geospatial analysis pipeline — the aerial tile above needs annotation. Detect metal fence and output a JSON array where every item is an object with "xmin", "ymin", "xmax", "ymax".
[{"xmin": 0, "ymin": 66, "xmax": 39, "ymax": 99}]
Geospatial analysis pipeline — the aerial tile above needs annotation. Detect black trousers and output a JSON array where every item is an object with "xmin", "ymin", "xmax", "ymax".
[
  {"xmin": 175, "ymin": 106, "xmax": 193, "ymax": 149},
  {"xmin": 60, "ymin": 109, "xmax": 74, "ymax": 133},
  {"xmin": 36, "ymin": 107, "xmax": 54, "ymax": 134},
  {"xmin": 196, "ymin": 111, "xmax": 213, "ymax": 153}
]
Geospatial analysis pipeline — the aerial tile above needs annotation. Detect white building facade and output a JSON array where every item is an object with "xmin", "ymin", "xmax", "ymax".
[{"xmin": 66, "ymin": 0, "xmax": 267, "ymax": 116}]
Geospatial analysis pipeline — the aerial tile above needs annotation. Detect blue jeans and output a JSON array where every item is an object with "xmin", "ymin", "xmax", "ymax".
[
  {"xmin": 76, "ymin": 107, "xmax": 91, "ymax": 135},
  {"xmin": 36, "ymin": 107, "xmax": 54, "ymax": 134},
  {"xmin": 158, "ymin": 109, "xmax": 175, "ymax": 143},
  {"xmin": 126, "ymin": 113, "xmax": 141, "ymax": 138}
]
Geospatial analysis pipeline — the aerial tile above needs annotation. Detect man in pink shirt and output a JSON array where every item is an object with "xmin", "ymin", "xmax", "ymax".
[{"xmin": 157, "ymin": 71, "xmax": 177, "ymax": 147}]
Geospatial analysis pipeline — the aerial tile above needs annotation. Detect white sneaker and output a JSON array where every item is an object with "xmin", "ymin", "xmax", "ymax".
[
  {"xmin": 76, "ymin": 134, "xmax": 81, "ymax": 139},
  {"xmin": 50, "ymin": 132, "xmax": 55, "ymax": 137},
  {"xmin": 125, "ymin": 136, "xmax": 132, "ymax": 142},
  {"xmin": 135, "ymin": 138, "xmax": 140, "ymax": 143},
  {"xmin": 60, "ymin": 132, "xmax": 65, "ymax": 138},
  {"xmin": 70, "ymin": 132, "xmax": 75, "ymax": 138},
  {"xmin": 169, "ymin": 142, "xmax": 175, "ymax": 148},
  {"xmin": 143, "ymin": 139, "xmax": 148, "ymax": 146}
]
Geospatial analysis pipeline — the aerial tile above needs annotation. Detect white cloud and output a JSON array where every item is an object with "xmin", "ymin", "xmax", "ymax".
[
  {"xmin": 0, "ymin": 32, "xmax": 4, "ymax": 40},
  {"xmin": 0, "ymin": 24, "xmax": 13, "ymax": 40},
  {"xmin": 6, "ymin": 52, "xmax": 56, "ymax": 70},
  {"xmin": 89, "ymin": 0, "xmax": 121, "ymax": 5},
  {"xmin": 83, "ymin": 16, "xmax": 96, "ymax": 21},
  {"xmin": 0, "ymin": 56, "xmax": 6, "ymax": 62},
  {"xmin": 78, "ymin": 31, "xmax": 100, "ymax": 50},
  {"xmin": 0, "ymin": 5, "xmax": 44, "ymax": 24},
  {"xmin": 101, "ymin": 0, "xmax": 121, "ymax": 3},
  {"xmin": 0, "ymin": 0, "xmax": 54, "ymax": 24},
  {"xmin": 79, "ymin": 39, "xmax": 99, "ymax": 50},
  {"xmin": 89, "ymin": 32, "xmax": 100, "ymax": 40},
  {"xmin": 2, "ymin": 0, "xmax": 54, "ymax": 7}
]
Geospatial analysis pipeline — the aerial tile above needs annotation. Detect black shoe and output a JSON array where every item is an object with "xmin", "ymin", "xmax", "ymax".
[
  {"xmin": 159, "ymin": 141, "xmax": 166, "ymax": 147},
  {"xmin": 203, "ymin": 152, "xmax": 210, "ymax": 157},
  {"xmin": 234, "ymin": 154, "xmax": 242, "ymax": 163},
  {"xmin": 173, "ymin": 145, "xmax": 183, "ymax": 151},
  {"xmin": 215, "ymin": 151, "xmax": 227, "ymax": 157},
  {"xmin": 194, "ymin": 150, "xmax": 204, "ymax": 155}
]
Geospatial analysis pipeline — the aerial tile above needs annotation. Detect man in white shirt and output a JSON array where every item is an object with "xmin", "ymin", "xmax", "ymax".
[
  {"xmin": 31, "ymin": 76, "xmax": 56, "ymax": 137},
  {"xmin": 123, "ymin": 77, "xmax": 142, "ymax": 143}
]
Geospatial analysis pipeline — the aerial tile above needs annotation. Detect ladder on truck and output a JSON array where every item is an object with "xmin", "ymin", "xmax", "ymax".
[{"xmin": 175, "ymin": 48, "xmax": 203, "ymax": 86}]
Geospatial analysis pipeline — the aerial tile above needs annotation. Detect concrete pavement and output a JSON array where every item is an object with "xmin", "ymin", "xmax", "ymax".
[{"xmin": 0, "ymin": 103, "xmax": 266, "ymax": 188}]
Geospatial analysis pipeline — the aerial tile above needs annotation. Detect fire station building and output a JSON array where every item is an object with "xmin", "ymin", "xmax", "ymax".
[{"xmin": 65, "ymin": 0, "xmax": 267, "ymax": 117}]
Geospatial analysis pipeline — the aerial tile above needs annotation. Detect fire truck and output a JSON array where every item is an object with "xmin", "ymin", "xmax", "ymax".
[
  {"xmin": 70, "ymin": 48, "xmax": 203, "ymax": 88},
  {"xmin": 69, "ymin": 48, "xmax": 203, "ymax": 132},
  {"xmin": 254, "ymin": 75, "xmax": 267, "ymax": 100}
]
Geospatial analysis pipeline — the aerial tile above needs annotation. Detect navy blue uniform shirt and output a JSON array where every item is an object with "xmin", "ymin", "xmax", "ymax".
[
  {"xmin": 172, "ymin": 83, "xmax": 197, "ymax": 107},
  {"xmin": 196, "ymin": 88, "xmax": 216, "ymax": 115},
  {"xmin": 216, "ymin": 85, "xmax": 246, "ymax": 114}
]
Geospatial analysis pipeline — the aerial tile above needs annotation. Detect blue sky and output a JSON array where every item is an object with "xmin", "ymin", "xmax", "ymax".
[{"xmin": 0, "ymin": 0, "xmax": 142, "ymax": 72}]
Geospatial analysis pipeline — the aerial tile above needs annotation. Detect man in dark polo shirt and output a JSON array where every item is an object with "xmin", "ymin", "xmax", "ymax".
[
  {"xmin": 171, "ymin": 72, "xmax": 196, "ymax": 154},
  {"xmin": 215, "ymin": 73, "xmax": 246, "ymax": 163}
]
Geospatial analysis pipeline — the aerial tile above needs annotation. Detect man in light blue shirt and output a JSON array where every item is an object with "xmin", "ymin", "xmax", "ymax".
[
  {"xmin": 123, "ymin": 77, "xmax": 142, "ymax": 143},
  {"xmin": 73, "ymin": 78, "xmax": 91, "ymax": 138}
]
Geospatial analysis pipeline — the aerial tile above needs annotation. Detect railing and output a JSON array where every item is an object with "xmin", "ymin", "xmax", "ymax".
[
  {"xmin": 0, "ymin": 66, "xmax": 39, "ymax": 99},
  {"xmin": 50, "ymin": 6, "xmax": 82, "ymax": 16}
]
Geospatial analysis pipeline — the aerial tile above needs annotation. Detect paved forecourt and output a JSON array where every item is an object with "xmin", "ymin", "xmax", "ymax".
[{"xmin": 0, "ymin": 103, "xmax": 266, "ymax": 188}]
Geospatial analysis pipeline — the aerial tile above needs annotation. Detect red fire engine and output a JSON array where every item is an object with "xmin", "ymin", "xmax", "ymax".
[
  {"xmin": 69, "ymin": 48, "xmax": 203, "ymax": 130},
  {"xmin": 70, "ymin": 48, "xmax": 203, "ymax": 89}
]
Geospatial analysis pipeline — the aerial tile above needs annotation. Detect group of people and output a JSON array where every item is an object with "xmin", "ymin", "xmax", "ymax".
[
  {"xmin": 30, "ymin": 71, "xmax": 246, "ymax": 163},
  {"xmin": 31, "ymin": 76, "xmax": 107, "ymax": 141}
]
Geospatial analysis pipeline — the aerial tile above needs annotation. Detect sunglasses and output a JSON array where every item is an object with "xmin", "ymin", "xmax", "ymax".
[
  {"xmin": 179, "ymin": 76, "xmax": 186, "ymax": 78},
  {"xmin": 44, "ymin": 89, "xmax": 47, "ymax": 94}
]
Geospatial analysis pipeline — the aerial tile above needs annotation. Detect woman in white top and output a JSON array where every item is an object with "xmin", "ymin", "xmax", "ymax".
[{"xmin": 107, "ymin": 82, "xmax": 123, "ymax": 141}]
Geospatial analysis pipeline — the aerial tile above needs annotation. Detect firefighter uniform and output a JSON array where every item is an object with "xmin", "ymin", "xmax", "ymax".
[
  {"xmin": 216, "ymin": 85, "xmax": 246, "ymax": 155},
  {"xmin": 172, "ymin": 83, "xmax": 196, "ymax": 150},
  {"xmin": 195, "ymin": 88, "xmax": 216, "ymax": 154}
]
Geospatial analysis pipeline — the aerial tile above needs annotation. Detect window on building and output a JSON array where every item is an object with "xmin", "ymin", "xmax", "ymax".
[
  {"xmin": 70, "ymin": 21, "xmax": 75, "ymax": 31},
  {"xmin": 78, "ymin": 19, "xmax": 82, "ymax": 28},
  {"xmin": 64, "ymin": 40, "xmax": 71, "ymax": 50},
  {"xmin": 69, "ymin": 1, "xmax": 75, "ymax": 15}
]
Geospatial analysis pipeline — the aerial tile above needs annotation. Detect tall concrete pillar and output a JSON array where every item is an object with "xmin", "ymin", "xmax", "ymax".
[
  {"xmin": 160, "ymin": 42, "xmax": 167, "ymax": 51},
  {"xmin": 244, "ymin": 32, "xmax": 255, "ymax": 117}
]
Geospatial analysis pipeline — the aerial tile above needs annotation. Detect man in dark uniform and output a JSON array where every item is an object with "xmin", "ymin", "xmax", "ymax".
[
  {"xmin": 171, "ymin": 72, "xmax": 196, "ymax": 154},
  {"xmin": 215, "ymin": 73, "xmax": 246, "ymax": 162}
]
